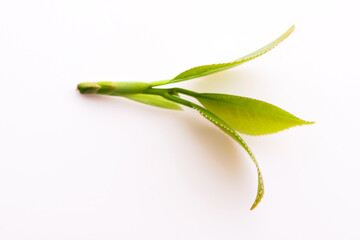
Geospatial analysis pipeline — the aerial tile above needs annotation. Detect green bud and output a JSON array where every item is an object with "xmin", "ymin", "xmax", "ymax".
[
  {"xmin": 77, "ymin": 82, "xmax": 101, "ymax": 94},
  {"xmin": 111, "ymin": 82, "xmax": 151, "ymax": 95}
]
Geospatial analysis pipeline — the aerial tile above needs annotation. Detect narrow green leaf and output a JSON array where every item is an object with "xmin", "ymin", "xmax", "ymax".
[
  {"xmin": 196, "ymin": 93, "xmax": 314, "ymax": 136},
  {"xmin": 124, "ymin": 94, "xmax": 183, "ymax": 110},
  {"xmin": 151, "ymin": 25, "xmax": 295, "ymax": 86},
  {"xmin": 192, "ymin": 104, "xmax": 264, "ymax": 210}
]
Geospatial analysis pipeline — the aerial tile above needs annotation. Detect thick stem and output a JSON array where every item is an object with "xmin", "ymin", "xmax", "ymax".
[{"xmin": 77, "ymin": 82, "xmax": 151, "ymax": 96}]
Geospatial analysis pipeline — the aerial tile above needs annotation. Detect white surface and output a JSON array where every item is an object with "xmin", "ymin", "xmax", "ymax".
[{"xmin": 1, "ymin": 0, "xmax": 359, "ymax": 239}]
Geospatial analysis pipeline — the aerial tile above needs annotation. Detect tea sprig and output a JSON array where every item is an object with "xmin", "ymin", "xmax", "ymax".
[{"xmin": 77, "ymin": 25, "xmax": 313, "ymax": 210}]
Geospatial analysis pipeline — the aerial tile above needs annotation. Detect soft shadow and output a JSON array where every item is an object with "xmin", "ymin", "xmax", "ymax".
[
  {"xmin": 168, "ymin": 113, "xmax": 255, "ymax": 212},
  {"xmin": 76, "ymin": 93, "xmax": 168, "ymax": 115},
  {"xmin": 76, "ymin": 93, "xmax": 128, "ymax": 106},
  {"xmin": 77, "ymin": 89, "xmax": 256, "ymax": 177},
  {"xmin": 190, "ymin": 68, "xmax": 262, "ymax": 94},
  {"xmin": 173, "ymin": 113, "xmax": 248, "ymax": 178}
]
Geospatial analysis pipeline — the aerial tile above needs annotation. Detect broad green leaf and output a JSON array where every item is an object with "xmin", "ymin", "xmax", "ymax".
[
  {"xmin": 124, "ymin": 94, "xmax": 183, "ymax": 110},
  {"xmin": 151, "ymin": 25, "xmax": 295, "ymax": 86},
  {"xmin": 192, "ymin": 104, "xmax": 264, "ymax": 210},
  {"xmin": 195, "ymin": 93, "xmax": 314, "ymax": 136}
]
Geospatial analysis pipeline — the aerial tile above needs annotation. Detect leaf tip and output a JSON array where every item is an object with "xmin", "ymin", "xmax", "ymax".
[
  {"xmin": 298, "ymin": 119, "xmax": 315, "ymax": 126},
  {"xmin": 250, "ymin": 204, "xmax": 257, "ymax": 211},
  {"xmin": 283, "ymin": 25, "xmax": 296, "ymax": 39},
  {"xmin": 250, "ymin": 194, "xmax": 263, "ymax": 210}
]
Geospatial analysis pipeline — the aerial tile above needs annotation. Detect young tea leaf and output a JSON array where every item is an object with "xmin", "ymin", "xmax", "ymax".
[
  {"xmin": 124, "ymin": 94, "xmax": 183, "ymax": 110},
  {"xmin": 192, "ymin": 104, "xmax": 264, "ymax": 210},
  {"xmin": 196, "ymin": 93, "xmax": 313, "ymax": 136},
  {"xmin": 151, "ymin": 25, "xmax": 295, "ymax": 86},
  {"xmin": 77, "ymin": 25, "xmax": 313, "ymax": 210}
]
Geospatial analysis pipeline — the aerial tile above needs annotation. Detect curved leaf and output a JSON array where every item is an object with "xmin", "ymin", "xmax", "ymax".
[
  {"xmin": 151, "ymin": 25, "xmax": 295, "ymax": 86},
  {"xmin": 192, "ymin": 104, "xmax": 264, "ymax": 210},
  {"xmin": 196, "ymin": 93, "xmax": 314, "ymax": 136},
  {"xmin": 124, "ymin": 94, "xmax": 183, "ymax": 110}
]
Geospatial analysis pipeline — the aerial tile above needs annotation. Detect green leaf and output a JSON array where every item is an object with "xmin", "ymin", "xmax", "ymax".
[
  {"xmin": 124, "ymin": 94, "xmax": 183, "ymax": 110},
  {"xmin": 151, "ymin": 25, "xmax": 295, "ymax": 86},
  {"xmin": 195, "ymin": 93, "xmax": 314, "ymax": 136},
  {"xmin": 192, "ymin": 104, "xmax": 264, "ymax": 210}
]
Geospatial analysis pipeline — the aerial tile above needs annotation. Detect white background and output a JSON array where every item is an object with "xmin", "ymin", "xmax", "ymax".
[{"xmin": 1, "ymin": 0, "xmax": 359, "ymax": 239}]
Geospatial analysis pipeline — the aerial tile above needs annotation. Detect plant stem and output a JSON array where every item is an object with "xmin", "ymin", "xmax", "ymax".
[
  {"xmin": 144, "ymin": 88, "xmax": 194, "ymax": 108},
  {"xmin": 168, "ymin": 88, "xmax": 200, "ymax": 98}
]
